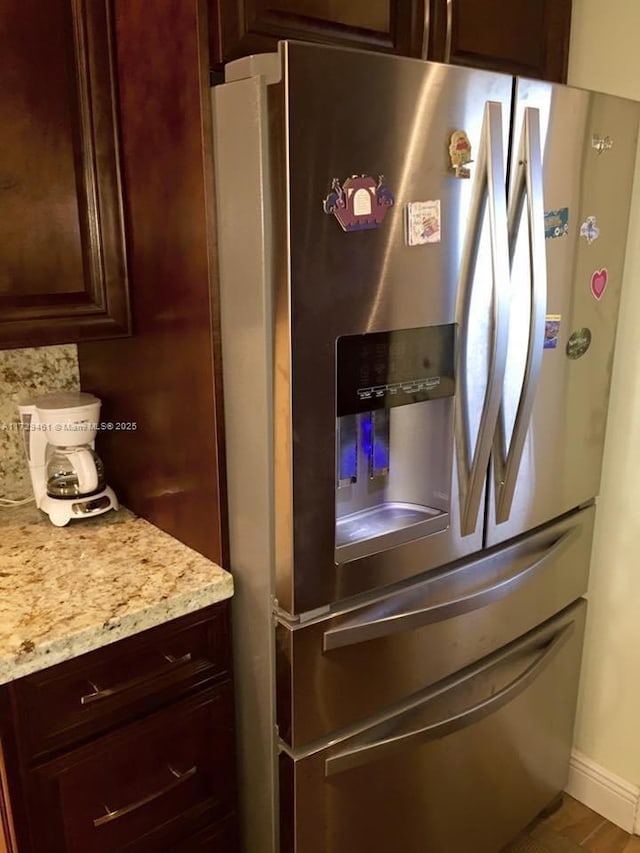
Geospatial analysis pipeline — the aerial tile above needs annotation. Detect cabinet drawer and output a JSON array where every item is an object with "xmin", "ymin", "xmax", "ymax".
[
  {"xmin": 12, "ymin": 603, "xmax": 230, "ymax": 762},
  {"xmin": 30, "ymin": 684, "xmax": 235, "ymax": 853},
  {"xmin": 172, "ymin": 814, "xmax": 239, "ymax": 851}
]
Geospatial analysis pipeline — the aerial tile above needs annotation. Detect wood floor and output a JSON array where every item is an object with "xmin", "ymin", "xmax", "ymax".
[{"xmin": 534, "ymin": 795, "xmax": 640, "ymax": 852}]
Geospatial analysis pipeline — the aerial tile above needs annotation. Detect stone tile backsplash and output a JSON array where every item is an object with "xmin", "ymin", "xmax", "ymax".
[{"xmin": 0, "ymin": 345, "xmax": 80, "ymax": 500}]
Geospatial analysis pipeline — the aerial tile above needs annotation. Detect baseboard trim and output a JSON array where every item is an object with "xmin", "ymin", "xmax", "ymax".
[{"xmin": 566, "ymin": 750, "xmax": 640, "ymax": 834}]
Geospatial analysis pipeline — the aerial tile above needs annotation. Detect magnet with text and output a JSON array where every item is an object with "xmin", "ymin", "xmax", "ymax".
[
  {"xmin": 449, "ymin": 131, "xmax": 473, "ymax": 178},
  {"xmin": 323, "ymin": 175, "xmax": 395, "ymax": 232},
  {"xmin": 544, "ymin": 315, "xmax": 561, "ymax": 349},
  {"xmin": 566, "ymin": 328, "xmax": 592, "ymax": 360},
  {"xmin": 406, "ymin": 200, "xmax": 441, "ymax": 245},
  {"xmin": 592, "ymin": 135, "xmax": 613, "ymax": 154},
  {"xmin": 544, "ymin": 208, "xmax": 569, "ymax": 239},
  {"xmin": 590, "ymin": 268, "xmax": 608, "ymax": 300},
  {"xmin": 580, "ymin": 215, "xmax": 600, "ymax": 244}
]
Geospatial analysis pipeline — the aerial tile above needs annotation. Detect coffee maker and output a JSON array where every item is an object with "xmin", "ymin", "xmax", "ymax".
[{"xmin": 18, "ymin": 392, "xmax": 118, "ymax": 526}]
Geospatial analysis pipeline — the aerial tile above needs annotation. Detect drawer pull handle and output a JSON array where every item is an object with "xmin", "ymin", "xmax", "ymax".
[
  {"xmin": 80, "ymin": 652, "xmax": 193, "ymax": 705},
  {"xmin": 163, "ymin": 652, "xmax": 192, "ymax": 665},
  {"xmin": 93, "ymin": 764, "xmax": 198, "ymax": 827}
]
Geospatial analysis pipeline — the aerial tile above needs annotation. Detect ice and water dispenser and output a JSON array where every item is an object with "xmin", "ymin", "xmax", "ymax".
[{"xmin": 335, "ymin": 324, "xmax": 456, "ymax": 562}]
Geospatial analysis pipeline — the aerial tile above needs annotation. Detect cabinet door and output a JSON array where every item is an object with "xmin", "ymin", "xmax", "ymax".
[
  {"xmin": 0, "ymin": 705, "xmax": 23, "ymax": 853},
  {"xmin": 428, "ymin": 0, "xmax": 572, "ymax": 82},
  {"xmin": 171, "ymin": 814, "xmax": 238, "ymax": 852},
  {"xmin": 0, "ymin": 758, "xmax": 15, "ymax": 853},
  {"xmin": 0, "ymin": 0, "xmax": 130, "ymax": 349},
  {"xmin": 211, "ymin": 0, "xmax": 428, "ymax": 67},
  {"xmin": 28, "ymin": 686, "xmax": 235, "ymax": 853}
]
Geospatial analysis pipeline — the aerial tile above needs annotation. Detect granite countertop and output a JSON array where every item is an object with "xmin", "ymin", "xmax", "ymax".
[{"xmin": 0, "ymin": 504, "xmax": 233, "ymax": 685}]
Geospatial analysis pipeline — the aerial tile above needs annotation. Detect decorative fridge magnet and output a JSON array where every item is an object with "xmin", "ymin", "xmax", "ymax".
[
  {"xmin": 566, "ymin": 328, "xmax": 592, "ymax": 360},
  {"xmin": 449, "ymin": 131, "xmax": 473, "ymax": 178},
  {"xmin": 590, "ymin": 268, "xmax": 608, "ymax": 300},
  {"xmin": 323, "ymin": 175, "xmax": 395, "ymax": 232},
  {"xmin": 544, "ymin": 315, "xmax": 561, "ymax": 349},
  {"xmin": 544, "ymin": 208, "xmax": 569, "ymax": 239},
  {"xmin": 406, "ymin": 200, "xmax": 441, "ymax": 246},
  {"xmin": 592, "ymin": 135, "xmax": 614, "ymax": 154},
  {"xmin": 580, "ymin": 216, "xmax": 600, "ymax": 244}
]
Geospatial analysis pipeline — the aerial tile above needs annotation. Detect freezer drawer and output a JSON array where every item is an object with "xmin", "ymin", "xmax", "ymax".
[
  {"xmin": 279, "ymin": 599, "xmax": 586, "ymax": 853},
  {"xmin": 277, "ymin": 505, "xmax": 593, "ymax": 747}
]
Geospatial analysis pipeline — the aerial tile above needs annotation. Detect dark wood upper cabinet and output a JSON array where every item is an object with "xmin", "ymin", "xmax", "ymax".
[
  {"xmin": 210, "ymin": 0, "xmax": 428, "ymax": 66},
  {"xmin": 210, "ymin": 0, "xmax": 571, "ymax": 82},
  {"xmin": 78, "ymin": 0, "xmax": 228, "ymax": 568},
  {"xmin": 427, "ymin": 0, "xmax": 572, "ymax": 82},
  {"xmin": 0, "ymin": 0, "xmax": 130, "ymax": 350}
]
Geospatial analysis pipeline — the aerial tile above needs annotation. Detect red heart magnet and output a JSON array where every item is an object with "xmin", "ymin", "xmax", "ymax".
[{"xmin": 590, "ymin": 268, "xmax": 608, "ymax": 300}]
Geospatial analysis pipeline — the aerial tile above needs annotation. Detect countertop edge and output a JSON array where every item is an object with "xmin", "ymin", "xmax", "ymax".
[{"xmin": 0, "ymin": 574, "xmax": 234, "ymax": 687}]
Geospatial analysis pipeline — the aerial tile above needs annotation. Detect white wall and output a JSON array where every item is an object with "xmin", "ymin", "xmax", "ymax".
[{"xmin": 568, "ymin": 1, "xmax": 640, "ymax": 784}]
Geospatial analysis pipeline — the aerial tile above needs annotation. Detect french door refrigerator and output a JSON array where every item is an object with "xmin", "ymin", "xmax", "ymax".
[{"xmin": 212, "ymin": 41, "xmax": 639, "ymax": 853}]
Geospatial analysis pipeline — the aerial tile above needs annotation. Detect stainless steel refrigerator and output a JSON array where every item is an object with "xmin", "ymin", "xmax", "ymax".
[{"xmin": 212, "ymin": 41, "xmax": 639, "ymax": 853}]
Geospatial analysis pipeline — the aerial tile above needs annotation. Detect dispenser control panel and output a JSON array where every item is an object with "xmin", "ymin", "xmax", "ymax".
[{"xmin": 336, "ymin": 324, "xmax": 455, "ymax": 416}]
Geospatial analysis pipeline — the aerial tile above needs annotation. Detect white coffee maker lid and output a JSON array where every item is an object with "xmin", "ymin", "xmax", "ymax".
[{"xmin": 31, "ymin": 392, "xmax": 100, "ymax": 410}]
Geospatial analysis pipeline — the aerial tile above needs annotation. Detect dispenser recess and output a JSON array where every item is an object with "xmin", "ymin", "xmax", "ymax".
[{"xmin": 336, "ymin": 324, "xmax": 456, "ymax": 563}]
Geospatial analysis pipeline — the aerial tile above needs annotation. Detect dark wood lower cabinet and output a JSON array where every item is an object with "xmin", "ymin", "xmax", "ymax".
[
  {"xmin": 0, "ymin": 602, "xmax": 237, "ymax": 853},
  {"xmin": 0, "ymin": 748, "xmax": 17, "ymax": 853},
  {"xmin": 30, "ymin": 687, "xmax": 234, "ymax": 853},
  {"xmin": 171, "ymin": 814, "xmax": 238, "ymax": 851}
]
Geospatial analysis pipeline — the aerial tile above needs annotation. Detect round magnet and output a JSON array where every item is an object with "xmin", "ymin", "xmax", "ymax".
[{"xmin": 566, "ymin": 328, "xmax": 592, "ymax": 360}]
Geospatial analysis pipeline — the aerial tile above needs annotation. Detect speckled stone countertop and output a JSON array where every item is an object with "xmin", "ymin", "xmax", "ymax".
[{"xmin": 0, "ymin": 504, "xmax": 233, "ymax": 685}]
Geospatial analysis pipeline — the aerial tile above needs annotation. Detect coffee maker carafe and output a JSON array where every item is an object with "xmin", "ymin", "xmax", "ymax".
[{"xmin": 18, "ymin": 392, "xmax": 118, "ymax": 526}]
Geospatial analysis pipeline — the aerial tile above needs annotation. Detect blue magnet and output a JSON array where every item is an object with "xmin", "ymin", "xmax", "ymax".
[
  {"xmin": 544, "ymin": 208, "xmax": 569, "ymax": 239},
  {"xmin": 544, "ymin": 315, "xmax": 561, "ymax": 350}
]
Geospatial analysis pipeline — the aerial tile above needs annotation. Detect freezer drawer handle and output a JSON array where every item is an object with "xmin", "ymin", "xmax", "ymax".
[
  {"xmin": 323, "ymin": 521, "xmax": 577, "ymax": 652},
  {"xmin": 455, "ymin": 100, "xmax": 510, "ymax": 536},
  {"xmin": 494, "ymin": 106, "xmax": 547, "ymax": 524},
  {"xmin": 324, "ymin": 621, "xmax": 574, "ymax": 778}
]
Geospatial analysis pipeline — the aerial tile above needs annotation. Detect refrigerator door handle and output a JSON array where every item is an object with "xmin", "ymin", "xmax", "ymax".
[
  {"xmin": 420, "ymin": 0, "xmax": 430, "ymax": 59},
  {"xmin": 324, "ymin": 619, "xmax": 574, "ymax": 777},
  {"xmin": 322, "ymin": 524, "xmax": 577, "ymax": 651},
  {"xmin": 456, "ymin": 100, "xmax": 510, "ymax": 536},
  {"xmin": 444, "ymin": 0, "xmax": 454, "ymax": 63},
  {"xmin": 494, "ymin": 107, "xmax": 547, "ymax": 524}
]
